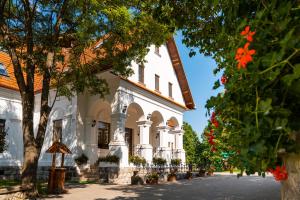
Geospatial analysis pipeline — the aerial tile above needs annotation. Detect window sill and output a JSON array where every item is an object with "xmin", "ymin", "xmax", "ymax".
[
  {"xmin": 137, "ymin": 82, "xmax": 146, "ymax": 87},
  {"xmin": 154, "ymin": 52, "xmax": 161, "ymax": 57},
  {"xmin": 154, "ymin": 89, "xmax": 161, "ymax": 94}
]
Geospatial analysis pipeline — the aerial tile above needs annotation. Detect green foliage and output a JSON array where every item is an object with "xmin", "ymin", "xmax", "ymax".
[
  {"xmin": 0, "ymin": 1, "xmax": 174, "ymax": 99},
  {"xmin": 152, "ymin": 157, "xmax": 167, "ymax": 166},
  {"xmin": 97, "ymin": 155, "xmax": 120, "ymax": 164},
  {"xmin": 129, "ymin": 155, "xmax": 146, "ymax": 166},
  {"xmin": 174, "ymin": 0, "xmax": 300, "ymax": 175},
  {"xmin": 145, "ymin": 172, "xmax": 159, "ymax": 184},
  {"xmin": 74, "ymin": 154, "xmax": 88, "ymax": 166},
  {"xmin": 183, "ymin": 122, "xmax": 202, "ymax": 164},
  {"xmin": 170, "ymin": 159, "xmax": 181, "ymax": 166},
  {"xmin": 0, "ymin": 0, "xmax": 176, "ymax": 190}
]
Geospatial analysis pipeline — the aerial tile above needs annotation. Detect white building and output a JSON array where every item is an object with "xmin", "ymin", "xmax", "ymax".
[{"xmin": 0, "ymin": 38, "xmax": 194, "ymax": 179}]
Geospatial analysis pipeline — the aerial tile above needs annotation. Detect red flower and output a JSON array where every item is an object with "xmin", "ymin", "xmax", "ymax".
[
  {"xmin": 269, "ymin": 166, "xmax": 288, "ymax": 181},
  {"xmin": 221, "ymin": 75, "xmax": 227, "ymax": 84},
  {"xmin": 211, "ymin": 147, "xmax": 217, "ymax": 152},
  {"xmin": 212, "ymin": 120, "xmax": 219, "ymax": 128},
  {"xmin": 241, "ymin": 26, "xmax": 256, "ymax": 42},
  {"xmin": 235, "ymin": 42, "xmax": 256, "ymax": 69}
]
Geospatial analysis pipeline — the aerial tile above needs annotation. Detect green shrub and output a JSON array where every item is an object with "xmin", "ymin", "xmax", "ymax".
[
  {"xmin": 74, "ymin": 154, "xmax": 88, "ymax": 165},
  {"xmin": 152, "ymin": 157, "xmax": 167, "ymax": 166},
  {"xmin": 145, "ymin": 172, "xmax": 159, "ymax": 184},
  {"xmin": 97, "ymin": 155, "xmax": 120, "ymax": 164},
  {"xmin": 129, "ymin": 155, "xmax": 146, "ymax": 166},
  {"xmin": 171, "ymin": 159, "xmax": 181, "ymax": 166}
]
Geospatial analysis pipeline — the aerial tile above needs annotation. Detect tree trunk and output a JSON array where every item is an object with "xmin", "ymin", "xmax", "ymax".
[
  {"xmin": 281, "ymin": 153, "xmax": 300, "ymax": 200},
  {"xmin": 20, "ymin": 96, "xmax": 41, "ymax": 198},
  {"xmin": 21, "ymin": 145, "xmax": 39, "ymax": 197}
]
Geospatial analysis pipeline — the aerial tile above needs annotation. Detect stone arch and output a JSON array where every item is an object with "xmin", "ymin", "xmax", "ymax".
[
  {"xmin": 167, "ymin": 116, "xmax": 179, "ymax": 129},
  {"xmin": 126, "ymin": 102, "xmax": 145, "ymax": 121},
  {"xmin": 87, "ymin": 100, "xmax": 112, "ymax": 120},
  {"xmin": 125, "ymin": 102, "xmax": 145, "ymax": 156},
  {"xmin": 86, "ymin": 100, "xmax": 112, "ymax": 159},
  {"xmin": 150, "ymin": 111, "xmax": 165, "ymax": 154}
]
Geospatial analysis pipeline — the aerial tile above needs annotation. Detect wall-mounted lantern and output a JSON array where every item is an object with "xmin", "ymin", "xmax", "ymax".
[{"xmin": 91, "ymin": 120, "xmax": 96, "ymax": 127}]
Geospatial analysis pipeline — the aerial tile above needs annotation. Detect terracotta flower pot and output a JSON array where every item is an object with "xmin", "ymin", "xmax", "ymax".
[{"xmin": 168, "ymin": 174, "xmax": 177, "ymax": 182}]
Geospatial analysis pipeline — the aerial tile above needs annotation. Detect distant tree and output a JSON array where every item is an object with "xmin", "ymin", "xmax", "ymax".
[
  {"xmin": 183, "ymin": 122, "xmax": 201, "ymax": 164},
  {"xmin": 0, "ymin": 1, "xmax": 174, "ymax": 197}
]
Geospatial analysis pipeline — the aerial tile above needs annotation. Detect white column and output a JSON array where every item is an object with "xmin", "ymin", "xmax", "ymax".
[
  {"xmin": 109, "ymin": 113, "xmax": 128, "ymax": 167},
  {"xmin": 156, "ymin": 126, "xmax": 172, "ymax": 162},
  {"xmin": 136, "ymin": 120, "xmax": 153, "ymax": 163},
  {"xmin": 84, "ymin": 117, "xmax": 98, "ymax": 165},
  {"xmin": 174, "ymin": 129, "xmax": 185, "ymax": 164}
]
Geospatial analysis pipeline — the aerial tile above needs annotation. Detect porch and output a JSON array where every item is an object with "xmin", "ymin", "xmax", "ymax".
[{"xmin": 81, "ymin": 92, "xmax": 185, "ymax": 167}]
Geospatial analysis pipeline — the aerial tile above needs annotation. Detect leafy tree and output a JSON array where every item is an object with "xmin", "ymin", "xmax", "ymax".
[
  {"xmin": 183, "ymin": 122, "xmax": 201, "ymax": 164},
  {"xmin": 0, "ymin": 1, "xmax": 174, "ymax": 196},
  {"xmin": 158, "ymin": 0, "xmax": 299, "ymax": 198}
]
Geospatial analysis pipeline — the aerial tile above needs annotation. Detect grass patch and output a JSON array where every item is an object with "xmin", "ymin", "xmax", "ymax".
[{"xmin": 0, "ymin": 180, "xmax": 21, "ymax": 188}]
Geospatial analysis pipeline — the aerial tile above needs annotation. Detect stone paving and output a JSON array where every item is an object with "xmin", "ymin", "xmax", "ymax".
[{"xmin": 0, "ymin": 174, "xmax": 281, "ymax": 200}]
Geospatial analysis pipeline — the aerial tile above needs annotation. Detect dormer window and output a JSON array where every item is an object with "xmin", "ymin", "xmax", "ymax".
[
  {"xmin": 0, "ymin": 63, "xmax": 8, "ymax": 76},
  {"xmin": 154, "ymin": 46, "xmax": 160, "ymax": 56}
]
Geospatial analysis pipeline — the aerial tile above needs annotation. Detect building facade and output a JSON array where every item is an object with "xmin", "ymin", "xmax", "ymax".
[{"xmin": 0, "ymin": 39, "xmax": 194, "ymax": 180}]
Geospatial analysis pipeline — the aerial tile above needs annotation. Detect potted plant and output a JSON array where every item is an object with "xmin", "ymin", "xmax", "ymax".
[
  {"xmin": 74, "ymin": 154, "xmax": 88, "ymax": 166},
  {"xmin": 145, "ymin": 172, "xmax": 159, "ymax": 184},
  {"xmin": 96, "ymin": 155, "xmax": 120, "ymax": 167},
  {"xmin": 152, "ymin": 157, "xmax": 167, "ymax": 166},
  {"xmin": 167, "ymin": 169, "xmax": 177, "ymax": 182},
  {"xmin": 207, "ymin": 166, "xmax": 215, "ymax": 176},
  {"xmin": 170, "ymin": 158, "xmax": 181, "ymax": 166},
  {"xmin": 129, "ymin": 155, "xmax": 146, "ymax": 167},
  {"xmin": 185, "ymin": 171, "xmax": 193, "ymax": 180},
  {"xmin": 131, "ymin": 170, "xmax": 144, "ymax": 185}
]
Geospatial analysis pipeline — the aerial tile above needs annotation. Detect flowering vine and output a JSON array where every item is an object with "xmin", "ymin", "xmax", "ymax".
[
  {"xmin": 235, "ymin": 26, "xmax": 256, "ymax": 69},
  {"xmin": 269, "ymin": 166, "xmax": 288, "ymax": 181},
  {"xmin": 221, "ymin": 75, "xmax": 227, "ymax": 84}
]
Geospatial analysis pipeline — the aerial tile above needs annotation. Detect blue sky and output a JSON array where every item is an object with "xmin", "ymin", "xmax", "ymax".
[{"xmin": 174, "ymin": 33, "xmax": 221, "ymax": 136}]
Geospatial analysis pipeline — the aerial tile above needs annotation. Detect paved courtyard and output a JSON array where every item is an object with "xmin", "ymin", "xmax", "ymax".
[{"xmin": 40, "ymin": 174, "xmax": 280, "ymax": 200}]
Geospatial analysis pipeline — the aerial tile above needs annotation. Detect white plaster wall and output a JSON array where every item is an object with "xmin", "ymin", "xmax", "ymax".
[
  {"xmin": 118, "ymin": 79, "xmax": 184, "ymax": 155},
  {"xmin": 119, "ymin": 79, "xmax": 184, "ymax": 128},
  {"xmin": 0, "ymin": 88, "xmax": 23, "ymax": 166},
  {"xmin": 128, "ymin": 44, "xmax": 185, "ymax": 106},
  {"xmin": 76, "ymin": 72, "xmax": 120, "ymax": 162},
  {"xmin": 34, "ymin": 91, "xmax": 78, "ymax": 166}
]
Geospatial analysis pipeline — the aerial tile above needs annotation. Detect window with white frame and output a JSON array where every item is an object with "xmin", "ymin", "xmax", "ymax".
[
  {"xmin": 155, "ymin": 74, "xmax": 160, "ymax": 91},
  {"xmin": 168, "ymin": 82, "xmax": 173, "ymax": 98},
  {"xmin": 138, "ymin": 64, "xmax": 144, "ymax": 84},
  {"xmin": 53, "ymin": 119, "xmax": 62, "ymax": 142},
  {"xmin": 98, "ymin": 121, "xmax": 110, "ymax": 149}
]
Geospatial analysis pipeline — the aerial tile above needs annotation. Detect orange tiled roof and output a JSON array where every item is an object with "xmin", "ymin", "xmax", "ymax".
[
  {"xmin": 0, "ymin": 38, "xmax": 195, "ymax": 110},
  {"xmin": 0, "ymin": 52, "xmax": 20, "ymax": 91},
  {"xmin": 0, "ymin": 51, "xmax": 43, "ymax": 92}
]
